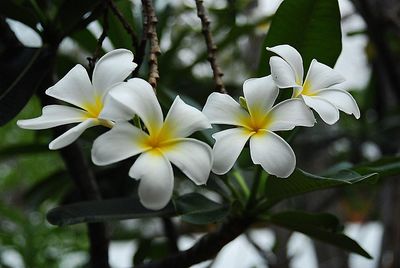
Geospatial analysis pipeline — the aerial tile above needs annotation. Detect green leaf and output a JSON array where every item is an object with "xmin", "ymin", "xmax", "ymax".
[
  {"xmin": 55, "ymin": 0, "xmax": 102, "ymax": 36},
  {"xmin": 354, "ymin": 156, "xmax": 400, "ymax": 178},
  {"xmin": 0, "ymin": 1, "xmax": 39, "ymax": 30},
  {"xmin": 257, "ymin": 0, "xmax": 342, "ymax": 76},
  {"xmin": 174, "ymin": 193, "xmax": 230, "ymax": 225},
  {"xmin": 0, "ymin": 46, "xmax": 54, "ymax": 126},
  {"xmin": 47, "ymin": 197, "xmax": 176, "ymax": 226},
  {"xmin": 0, "ymin": 143, "xmax": 49, "ymax": 161},
  {"xmin": 47, "ymin": 193, "xmax": 229, "ymax": 226},
  {"xmin": 267, "ymin": 211, "xmax": 372, "ymax": 258},
  {"xmin": 264, "ymin": 169, "xmax": 378, "ymax": 208}
]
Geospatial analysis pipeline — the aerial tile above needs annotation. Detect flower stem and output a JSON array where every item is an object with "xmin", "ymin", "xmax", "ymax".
[
  {"xmin": 246, "ymin": 165, "xmax": 263, "ymax": 210},
  {"xmin": 232, "ymin": 169, "xmax": 250, "ymax": 198}
]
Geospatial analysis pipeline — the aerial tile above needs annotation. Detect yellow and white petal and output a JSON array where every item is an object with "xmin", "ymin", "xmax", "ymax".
[
  {"xmin": 303, "ymin": 60, "xmax": 345, "ymax": 93},
  {"xmin": 268, "ymin": 99, "xmax": 315, "ymax": 131},
  {"xmin": 129, "ymin": 151, "xmax": 174, "ymax": 210},
  {"xmin": 249, "ymin": 130, "xmax": 295, "ymax": 178},
  {"xmin": 99, "ymin": 91, "xmax": 136, "ymax": 122},
  {"xmin": 108, "ymin": 78, "xmax": 163, "ymax": 135},
  {"xmin": 48, "ymin": 119, "xmax": 98, "ymax": 150},
  {"xmin": 267, "ymin": 44, "xmax": 304, "ymax": 84},
  {"xmin": 91, "ymin": 122, "xmax": 150, "ymax": 166},
  {"xmin": 317, "ymin": 89, "xmax": 360, "ymax": 119},
  {"xmin": 302, "ymin": 95, "xmax": 339, "ymax": 125},
  {"xmin": 46, "ymin": 65, "xmax": 94, "ymax": 108},
  {"xmin": 202, "ymin": 92, "xmax": 249, "ymax": 127},
  {"xmin": 243, "ymin": 75, "xmax": 279, "ymax": 117},
  {"xmin": 162, "ymin": 96, "xmax": 211, "ymax": 139},
  {"xmin": 211, "ymin": 128, "xmax": 253, "ymax": 175},
  {"xmin": 269, "ymin": 57, "xmax": 300, "ymax": 89},
  {"xmin": 17, "ymin": 105, "xmax": 87, "ymax": 130},
  {"xmin": 162, "ymin": 138, "xmax": 212, "ymax": 185},
  {"xmin": 92, "ymin": 49, "xmax": 137, "ymax": 96}
]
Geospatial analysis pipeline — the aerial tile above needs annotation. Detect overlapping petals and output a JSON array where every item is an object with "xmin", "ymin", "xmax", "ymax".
[
  {"xmin": 267, "ymin": 45, "xmax": 360, "ymax": 124},
  {"xmin": 17, "ymin": 49, "xmax": 137, "ymax": 149},
  {"xmin": 92, "ymin": 80, "xmax": 213, "ymax": 210},
  {"xmin": 203, "ymin": 75, "xmax": 315, "ymax": 177}
]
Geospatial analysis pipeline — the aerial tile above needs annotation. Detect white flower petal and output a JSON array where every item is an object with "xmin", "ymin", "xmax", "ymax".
[
  {"xmin": 91, "ymin": 122, "xmax": 150, "ymax": 166},
  {"xmin": 162, "ymin": 138, "xmax": 212, "ymax": 185},
  {"xmin": 267, "ymin": 44, "xmax": 304, "ymax": 84},
  {"xmin": 99, "ymin": 89, "xmax": 136, "ymax": 121},
  {"xmin": 243, "ymin": 75, "xmax": 279, "ymax": 116},
  {"xmin": 249, "ymin": 130, "xmax": 295, "ymax": 178},
  {"xmin": 268, "ymin": 99, "xmax": 315, "ymax": 131},
  {"xmin": 211, "ymin": 128, "xmax": 253, "ymax": 175},
  {"xmin": 303, "ymin": 59, "xmax": 345, "ymax": 93},
  {"xmin": 302, "ymin": 95, "xmax": 340, "ymax": 125},
  {"xmin": 49, "ymin": 119, "xmax": 98, "ymax": 150},
  {"xmin": 269, "ymin": 57, "xmax": 301, "ymax": 89},
  {"xmin": 17, "ymin": 105, "xmax": 87, "ymax": 129},
  {"xmin": 130, "ymin": 151, "xmax": 174, "ymax": 210},
  {"xmin": 162, "ymin": 96, "xmax": 211, "ymax": 139},
  {"xmin": 92, "ymin": 49, "xmax": 137, "ymax": 96},
  {"xmin": 46, "ymin": 65, "xmax": 94, "ymax": 108},
  {"xmin": 317, "ymin": 89, "xmax": 360, "ymax": 119},
  {"xmin": 108, "ymin": 78, "xmax": 163, "ymax": 135},
  {"xmin": 202, "ymin": 92, "xmax": 249, "ymax": 127}
]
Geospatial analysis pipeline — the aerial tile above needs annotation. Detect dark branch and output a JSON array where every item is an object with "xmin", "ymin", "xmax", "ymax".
[
  {"xmin": 194, "ymin": 0, "xmax": 226, "ymax": 94},
  {"xmin": 137, "ymin": 217, "xmax": 252, "ymax": 268},
  {"xmin": 162, "ymin": 217, "xmax": 179, "ymax": 253},
  {"xmin": 142, "ymin": 0, "xmax": 161, "ymax": 90}
]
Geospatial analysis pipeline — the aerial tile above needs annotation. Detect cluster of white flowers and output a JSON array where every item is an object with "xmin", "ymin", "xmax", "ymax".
[{"xmin": 17, "ymin": 45, "xmax": 360, "ymax": 210}]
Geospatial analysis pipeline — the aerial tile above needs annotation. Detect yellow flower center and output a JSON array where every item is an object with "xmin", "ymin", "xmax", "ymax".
[
  {"xmin": 83, "ymin": 95, "xmax": 104, "ymax": 118},
  {"xmin": 294, "ymin": 80, "xmax": 316, "ymax": 98},
  {"xmin": 240, "ymin": 110, "xmax": 272, "ymax": 134},
  {"xmin": 140, "ymin": 122, "xmax": 176, "ymax": 154}
]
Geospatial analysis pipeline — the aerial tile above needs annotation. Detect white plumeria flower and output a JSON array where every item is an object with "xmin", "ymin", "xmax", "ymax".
[
  {"xmin": 267, "ymin": 44, "xmax": 360, "ymax": 125},
  {"xmin": 17, "ymin": 49, "xmax": 137, "ymax": 150},
  {"xmin": 91, "ymin": 78, "xmax": 213, "ymax": 210},
  {"xmin": 202, "ymin": 75, "xmax": 315, "ymax": 178}
]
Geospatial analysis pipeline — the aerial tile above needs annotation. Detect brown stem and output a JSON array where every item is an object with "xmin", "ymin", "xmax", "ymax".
[
  {"xmin": 162, "ymin": 217, "xmax": 179, "ymax": 253},
  {"xmin": 194, "ymin": 0, "xmax": 226, "ymax": 94},
  {"xmin": 141, "ymin": 0, "xmax": 161, "ymax": 90},
  {"xmin": 136, "ymin": 217, "xmax": 252, "ymax": 268}
]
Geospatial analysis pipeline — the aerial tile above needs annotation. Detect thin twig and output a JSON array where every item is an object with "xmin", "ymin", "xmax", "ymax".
[
  {"xmin": 108, "ymin": 0, "xmax": 139, "ymax": 50},
  {"xmin": 88, "ymin": 6, "xmax": 109, "ymax": 72},
  {"xmin": 194, "ymin": 0, "xmax": 226, "ymax": 94},
  {"xmin": 142, "ymin": 0, "xmax": 161, "ymax": 90}
]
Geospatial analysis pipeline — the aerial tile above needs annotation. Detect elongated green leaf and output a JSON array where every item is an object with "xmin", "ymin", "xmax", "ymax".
[
  {"xmin": 0, "ymin": 47, "xmax": 54, "ymax": 126},
  {"xmin": 174, "ymin": 193, "xmax": 230, "ymax": 225},
  {"xmin": 47, "ymin": 193, "xmax": 229, "ymax": 226},
  {"xmin": 354, "ymin": 156, "xmax": 400, "ymax": 178},
  {"xmin": 267, "ymin": 211, "xmax": 372, "ymax": 258},
  {"xmin": 258, "ymin": 0, "xmax": 342, "ymax": 76},
  {"xmin": 47, "ymin": 197, "xmax": 176, "ymax": 226},
  {"xmin": 264, "ymin": 169, "xmax": 378, "ymax": 208}
]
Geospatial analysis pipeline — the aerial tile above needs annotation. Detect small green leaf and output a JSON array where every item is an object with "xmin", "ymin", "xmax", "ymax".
[
  {"xmin": 174, "ymin": 193, "xmax": 230, "ymax": 225},
  {"xmin": 354, "ymin": 156, "xmax": 400, "ymax": 178},
  {"xmin": 267, "ymin": 211, "xmax": 372, "ymax": 259},
  {"xmin": 239, "ymin": 96, "xmax": 249, "ymax": 112},
  {"xmin": 258, "ymin": 0, "xmax": 342, "ymax": 76},
  {"xmin": 264, "ymin": 169, "xmax": 378, "ymax": 208}
]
